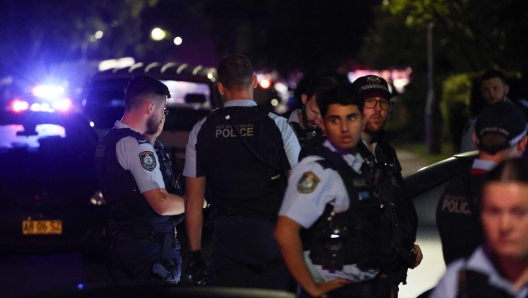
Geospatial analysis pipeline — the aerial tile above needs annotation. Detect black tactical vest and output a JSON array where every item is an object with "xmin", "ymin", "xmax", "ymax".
[
  {"xmin": 195, "ymin": 106, "xmax": 289, "ymax": 219},
  {"xmin": 308, "ymin": 145, "xmax": 410, "ymax": 270},
  {"xmin": 94, "ymin": 127, "xmax": 171, "ymax": 229},
  {"xmin": 283, "ymin": 109, "xmax": 321, "ymax": 147}
]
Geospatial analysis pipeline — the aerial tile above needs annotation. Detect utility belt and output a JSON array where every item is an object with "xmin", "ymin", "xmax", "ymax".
[
  {"xmin": 113, "ymin": 222, "xmax": 179, "ymax": 282},
  {"xmin": 244, "ymin": 256, "xmax": 284, "ymax": 274}
]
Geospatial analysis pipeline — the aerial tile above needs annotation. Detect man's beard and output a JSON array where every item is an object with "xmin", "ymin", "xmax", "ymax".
[
  {"xmin": 364, "ymin": 114, "xmax": 386, "ymax": 135},
  {"xmin": 301, "ymin": 105, "xmax": 318, "ymax": 131},
  {"xmin": 146, "ymin": 114, "xmax": 161, "ymax": 135}
]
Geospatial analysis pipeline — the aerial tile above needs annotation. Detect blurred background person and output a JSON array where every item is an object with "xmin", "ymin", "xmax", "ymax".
[
  {"xmin": 436, "ymin": 101, "xmax": 528, "ymax": 265},
  {"xmin": 432, "ymin": 158, "xmax": 528, "ymax": 297},
  {"xmin": 283, "ymin": 77, "xmax": 337, "ymax": 147}
]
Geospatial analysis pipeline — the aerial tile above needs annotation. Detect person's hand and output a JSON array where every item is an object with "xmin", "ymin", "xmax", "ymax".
[
  {"xmin": 412, "ymin": 244, "xmax": 423, "ymax": 268},
  {"xmin": 184, "ymin": 250, "xmax": 207, "ymax": 285},
  {"xmin": 306, "ymin": 279, "xmax": 350, "ymax": 297}
]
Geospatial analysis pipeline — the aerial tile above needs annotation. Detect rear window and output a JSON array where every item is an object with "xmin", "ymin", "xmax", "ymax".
[{"xmin": 0, "ymin": 111, "xmax": 99, "ymax": 205}]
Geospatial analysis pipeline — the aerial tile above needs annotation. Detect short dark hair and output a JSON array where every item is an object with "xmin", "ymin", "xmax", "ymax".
[
  {"xmin": 305, "ymin": 77, "xmax": 338, "ymax": 102},
  {"xmin": 481, "ymin": 70, "xmax": 508, "ymax": 85},
  {"xmin": 217, "ymin": 55, "xmax": 254, "ymax": 91},
  {"xmin": 125, "ymin": 75, "xmax": 170, "ymax": 111},
  {"xmin": 485, "ymin": 158, "xmax": 528, "ymax": 185},
  {"xmin": 317, "ymin": 84, "xmax": 364, "ymax": 119}
]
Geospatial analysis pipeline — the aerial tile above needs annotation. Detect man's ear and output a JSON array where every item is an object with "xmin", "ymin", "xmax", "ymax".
[
  {"xmin": 252, "ymin": 74, "xmax": 258, "ymax": 89},
  {"xmin": 517, "ymin": 135, "xmax": 528, "ymax": 154},
  {"xmin": 504, "ymin": 84, "xmax": 510, "ymax": 95},
  {"xmin": 218, "ymin": 82, "xmax": 225, "ymax": 96},
  {"xmin": 472, "ymin": 133, "xmax": 478, "ymax": 149},
  {"xmin": 301, "ymin": 94, "xmax": 308, "ymax": 105},
  {"xmin": 146, "ymin": 101, "xmax": 155, "ymax": 115}
]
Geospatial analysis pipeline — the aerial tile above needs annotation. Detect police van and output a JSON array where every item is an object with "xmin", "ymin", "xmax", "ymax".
[{"xmin": 84, "ymin": 62, "xmax": 221, "ymax": 173}]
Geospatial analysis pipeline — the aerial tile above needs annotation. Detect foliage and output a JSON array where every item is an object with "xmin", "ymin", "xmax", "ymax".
[
  {"xmin": 0, "ymin": 0, "xmax": 159, "ymax": 69},
  {"xmin": 382, "ymin": 0, "xmax": 528, "ymax": 72},
  {"xmin": 399, "ymin": 142, "xmax": 454, "ymax": 167}
]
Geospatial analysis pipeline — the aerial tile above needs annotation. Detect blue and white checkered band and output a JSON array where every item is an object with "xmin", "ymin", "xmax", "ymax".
[
  {"xmin": 359, "ymin": 84, "xmax": 390, "ymax": 93},
  {"xmin": 510, "ymin": 125, "xmax": 528, "ymax": 146}
]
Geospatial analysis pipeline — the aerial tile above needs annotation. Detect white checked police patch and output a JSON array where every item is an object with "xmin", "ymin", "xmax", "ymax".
[
  {"xmin": 139, "ymin": 151, "xmax": 156, "ymax": 171},
  {"xmin": 297, "ymin": 172, "xmax": 320, "ymax": 194}
]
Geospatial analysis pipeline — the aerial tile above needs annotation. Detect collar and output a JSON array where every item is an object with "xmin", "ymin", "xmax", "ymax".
[
  {"xmin": 466, "ymin": 246, "xmax": 528, "ymax": 296},
  {"xmin": 471, "ymin": 159, "xmax": 497, "ymax": 173},
  {"xmin": 115, "ymin": 120, "xmax": 133, "ymax": 130},
  {"xmin": 223, "ymin": 99, "xmax": 257, "ymax": 107},
  {"xmin": 288, "ymin": 109, "xmax": 304, "ymax": 128},
  {"xmin": 323, "ymin": 139, "xmax": 364, "ymax": 173}
]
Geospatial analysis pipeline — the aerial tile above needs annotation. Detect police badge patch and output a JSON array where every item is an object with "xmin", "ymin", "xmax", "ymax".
[
  {"xmin": 297, "ymin": 171, "xmax": 320, "ymax": 193},
  {"xmin": 139, "ymin": 151, "xmax": 156, "ymax": 171}
]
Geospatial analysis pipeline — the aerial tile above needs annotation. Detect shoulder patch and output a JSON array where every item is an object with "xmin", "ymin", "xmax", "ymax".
[
  {"xmin": 297, "ymin": 171, "xmax": 320, "ymax": 193},
  {"xmin": 139, "ymin": 151, "xmax": 156, "ymax": 171}
]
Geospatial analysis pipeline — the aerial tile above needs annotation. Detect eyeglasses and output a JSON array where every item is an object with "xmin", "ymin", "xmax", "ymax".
[
  {"xmin": 364, "ymin": 98, "xmax": 393, "ymax": 110},
  {"xmin": 163, "ymin": 108, "xmax": 169, "ymax": 116}
]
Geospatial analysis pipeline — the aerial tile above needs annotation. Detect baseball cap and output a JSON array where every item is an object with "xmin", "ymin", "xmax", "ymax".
[
  {"xmin": 351, "ymin": 75, "xmax": 392, "ymax": 99},
  {"xmin": 475, "ymin": 101, "xmax": 527, "ymax": 154}
]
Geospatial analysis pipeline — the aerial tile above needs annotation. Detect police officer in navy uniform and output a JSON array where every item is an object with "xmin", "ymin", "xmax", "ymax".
[
  {"xmin": 351, "ymin": 75, "xmax": 422, "ymax": 289},
  {"xmin": 183, "ymin": 54, "xmax": 300, "ymax": 290},
  {"xmin": 94, "ymin": 75, "xmax": 185, "ymax": 284},
  {"xmin": 275, "ymin": 84, "xmax": 422, "ymax": 298},
  {"xmin": 436, "ymin": 101, "xmax": 528, "ymax": 265},
  {"xmin": 283, "ymin": 77, "xmax": 338, "ymax": 147}
]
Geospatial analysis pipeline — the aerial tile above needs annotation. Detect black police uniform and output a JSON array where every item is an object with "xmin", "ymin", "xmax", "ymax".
[
  {"xmin": 194, "ymin": 105, "xmax": 292, "ymax": 290},
  {"xmin": 436, "ymin": 166, "xmax": 487, "ymax": 265},
  {"xmin": 283, "ymin": 109, "xmax": 322, "ymax": 147},
  {"xmin": 356, "ymin": 130, "xmax": 418, "ymax": 286},
  {"xmin": 94, "ymin": 125, "xmax": 181, "ymax": 284}
]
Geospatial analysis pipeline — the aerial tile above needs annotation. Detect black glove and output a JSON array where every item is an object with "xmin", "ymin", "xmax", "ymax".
[{"xmin": 184, "ymin": 250, "xmax": 207, "ymax": 285}]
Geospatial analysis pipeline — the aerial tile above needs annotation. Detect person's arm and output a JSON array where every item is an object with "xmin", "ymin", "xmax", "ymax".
[
  {"xmin": 185, "ymin": 176, "xmax": 206, "ymax": 251},
  {"xmin": 274, "ymin": 216, "xmax": 349, "ymax": 297},
  {"xmin": 269, "ymin": 113, "xmax": 301, "ymax": 167},
  {"xmin": 142, "ymin": 188, "xmax": 184, "ymax": 215}
]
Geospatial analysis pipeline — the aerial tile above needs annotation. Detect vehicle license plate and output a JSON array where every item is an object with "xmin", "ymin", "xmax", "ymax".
[{"xmin": 22, "ymin": 220, "xmax": 62, "ymax": 235}]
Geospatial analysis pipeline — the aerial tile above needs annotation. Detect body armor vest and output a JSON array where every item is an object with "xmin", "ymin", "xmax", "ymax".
[
  {"xmin": 94, "ymin": 127, "xmax": 172, "ymax": 230},
  {"xmin": 308, "ymin": 144, "xmax": 412, "ymax": 270},
  {"xmin": 283, "ymin": 109, "xmax": 321, "ymax": 147},
  {"xmin": 195, "ymin": 106, "xmax": 288, "ymax": 219}
]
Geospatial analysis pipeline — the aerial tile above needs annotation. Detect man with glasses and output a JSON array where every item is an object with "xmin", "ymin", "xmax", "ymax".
[
  {"xmin": 351, "ymin": 75, "xmax": 422, "ymax": 291},
  {"xmin": 94, "ymin": 75, "xmax": 185, "ymax": 284}
]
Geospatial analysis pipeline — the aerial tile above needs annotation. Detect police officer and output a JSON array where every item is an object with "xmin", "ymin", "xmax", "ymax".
[
  {"xmin": 275, "ymin": 84, "xmax": 421, "ymax": 298},
  {"xmin": 352, "ymin": 75, "xmax": 422, "ymax": 287},
  {"xmin": 432, "ymin": 158, "xmax": 528, "ymax": 297},
  {"xmin": 283, "ymin": 77, "xmax": 338, "ymax": 147},
  {"xmin": 94, "ymin": 75, "xmax": 184, "ymax": 284},
  {"xmin": 436, "ymin": 101, "xmax": 528, "ymax": 265},
  {"xmin": 183, "ymin": 55, "xmax": 300, "ymax": 289}
]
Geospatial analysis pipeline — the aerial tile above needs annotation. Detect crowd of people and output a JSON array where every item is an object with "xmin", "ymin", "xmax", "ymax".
[{"xmin": 94, "ymin": 55, "xmax": 528, "ymax": 298}]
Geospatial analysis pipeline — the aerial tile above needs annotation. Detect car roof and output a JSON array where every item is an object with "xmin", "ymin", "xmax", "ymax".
[
  {"xmin": 404, "ymin": 151, "xmax": 478, "ymax": 198},
  {"xmin": 92, "ymin": 62, "xmax": 217, "ymax": 85}
]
